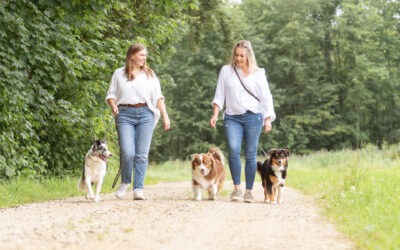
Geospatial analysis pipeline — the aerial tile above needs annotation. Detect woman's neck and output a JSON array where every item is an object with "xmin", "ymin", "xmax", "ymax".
[
  {"xmin": 239, "ymin": 65, "xmax": 257, "ymax": 77},
  {"xmin": 132, "ymin": 66, "xmax": 142, "ymax": 72},
  {"xmin": 239, "ymin": 65, "xmax": 250, "ymax": 77}
]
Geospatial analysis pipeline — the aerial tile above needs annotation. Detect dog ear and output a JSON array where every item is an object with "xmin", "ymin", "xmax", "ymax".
[
  {"xmin": 191, "ymin": 154, "xmax": 198, "ymax": 161},
  {"xmin": 209, "ymin": 155, "xmax": 215, "ymax": 169},
  {"xmin": 92, "ymin": 140, "xmax": 97, "ymax": 149},
  {"xmin": 268, "ymin": 148, "xmax": 277, "ymax": 155},
  {"xmin": 284, "ymin": 148, "xmax": 290, "ymax": 156},
  {"xmin": 191, "ymin": 154, "xmax": 199, "ymax": 170}
]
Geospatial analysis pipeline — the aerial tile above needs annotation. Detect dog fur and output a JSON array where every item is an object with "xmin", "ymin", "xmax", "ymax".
[
  {"xmin": 191, "ymin": 147, "xmax": 226, "ymax": 201},
  {"xmin": 257, "ymin": 148, "xmax": 290, "ymax": 204},
  {"xmin": 77, "ymin": 140, "xmax": 112, "ymax": 202}
]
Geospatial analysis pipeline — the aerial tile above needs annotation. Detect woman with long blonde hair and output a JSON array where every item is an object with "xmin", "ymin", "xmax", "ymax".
[{"xmin": 210, "ymin": 40, "xmax": 275, "ymax": 202}]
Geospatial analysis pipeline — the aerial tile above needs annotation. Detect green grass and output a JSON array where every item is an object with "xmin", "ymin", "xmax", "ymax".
[
  {"xmin": 287, "ymin": 144, "xmax": 400, "ymax": 250},
  {"xmin": 1, "ymin": 144, "xmax": 399, "ymax": 249}
]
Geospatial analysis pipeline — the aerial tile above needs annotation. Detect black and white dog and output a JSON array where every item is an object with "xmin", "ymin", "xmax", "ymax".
[{"xmin": 78, "ymin": 140, "xmax": 112, "ymax": 202}]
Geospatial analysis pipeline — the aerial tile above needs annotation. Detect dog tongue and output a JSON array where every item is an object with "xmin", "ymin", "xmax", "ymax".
[{"xmin": 100, "ymin": 155, "xmax": 107, "ymax": 162}]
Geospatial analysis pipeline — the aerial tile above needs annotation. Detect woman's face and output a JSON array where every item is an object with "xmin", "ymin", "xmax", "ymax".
[
  {"xmin": 131, "ymin": 49, "xmax": 147, "ymax": 68},
  {"xmin": 234, "ymin": 47, "xmax": 248, "ymax": 68}
]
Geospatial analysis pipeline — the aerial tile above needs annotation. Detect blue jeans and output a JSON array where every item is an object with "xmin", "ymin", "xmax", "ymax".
[
  {"xmin": 117, "ymin": 106, "xmax": 154, "ymax": 189},
  {"xmin": 224, "ymin": 111, "xmax": 263, "ymax": 190}
]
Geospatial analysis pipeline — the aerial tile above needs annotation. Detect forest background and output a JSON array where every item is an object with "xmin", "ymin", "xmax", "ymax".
[{"xmin": 1, "ymin": 0, "xmax": 399, "ymax": 180}]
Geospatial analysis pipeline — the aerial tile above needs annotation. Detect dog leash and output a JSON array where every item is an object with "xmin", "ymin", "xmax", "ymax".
[
  {"xmin": 100, "ymin": 114, "xmax": 122, "ymax": 189},
  {"xmin": 110, "ymin": 114, "xmax": 122, "ymax": 189},
  {"xmin": 258, "ymin": 143, "xmax": 269, "ymax": 158},
  {"xmin": 112, "ymin": 166, "xmax": 122, "ymax": 189},
  {"xmin": 102, "ymin": 115, "xmax": 116, "ymax": 141}
]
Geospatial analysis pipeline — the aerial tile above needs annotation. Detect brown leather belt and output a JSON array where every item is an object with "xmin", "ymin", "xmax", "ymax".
[{"xmin": 119, "ymin": 103, "xmax": 147, "ymax": 108}]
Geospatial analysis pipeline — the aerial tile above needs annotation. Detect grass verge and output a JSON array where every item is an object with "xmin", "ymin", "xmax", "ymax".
[{"xmin": 287, "ymin": 144, "xmax": 400, "ymax": 250}]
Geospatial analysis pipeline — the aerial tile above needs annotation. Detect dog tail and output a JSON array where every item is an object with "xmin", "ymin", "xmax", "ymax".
[
  {"xmin": 77, "ymin": 179, "xmax": 86, "ymax": 191},
  {"xmin": 77, "ymin": 159, "xmax": 86, "ymax": 191},
  {"xmin": 208, "ymin": 147, "xmax": 225, "ymax": 167},
  {"xmin": 257, "ymin": 161, "xmax": 263, "ymax": 174}
]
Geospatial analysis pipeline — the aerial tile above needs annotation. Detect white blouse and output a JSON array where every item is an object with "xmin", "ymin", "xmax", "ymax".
[
  {"xmin": 105, "ymin": 66, "xmax": 164, "ymax": 125},
  {"xmin": 212, "ymin": 65, "xmax": 276, "ymax": 122}
]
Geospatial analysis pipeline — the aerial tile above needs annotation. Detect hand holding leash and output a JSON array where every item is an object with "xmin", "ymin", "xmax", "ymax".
[
  {"xmin": 112, "ymin": 106, "xmax": 119, "ymax": 116},
  {"xmin": 263, "ymin": 117, "xmax": 272, "ymax": 133}
]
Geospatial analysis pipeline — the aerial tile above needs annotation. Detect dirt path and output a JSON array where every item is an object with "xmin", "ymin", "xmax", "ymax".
[{"xmin": 0, "ymin": 181, "xmax": 354, "ymax": 250}]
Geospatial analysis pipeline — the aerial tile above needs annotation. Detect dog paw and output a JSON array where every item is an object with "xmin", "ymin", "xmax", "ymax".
[
  {"xmin": 271, "ymin": 201, "xmax": 278, "ymax": 205},
  {"xmin": 94, "ymin": 196, "xmax": 101, "ymax": 202},
  {"xmin": 209, "ymin": 196, "xmax": 216, "ymax": 201}
]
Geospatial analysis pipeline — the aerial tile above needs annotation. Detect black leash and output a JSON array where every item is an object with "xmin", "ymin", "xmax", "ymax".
[
  {"xmin": 100, "ymin": 115, "xmax": 121, "ymax": 189},
  {"xmin": 112, "ymin": 166, "xmax": 122, "ymax": 189},
  {"xmin": 110, "ymin": 114, "xmax": 121, "ymax": 189},
  {"xmin": 112, "ymin": 164, "xmax": 122, "ymax": 189}
]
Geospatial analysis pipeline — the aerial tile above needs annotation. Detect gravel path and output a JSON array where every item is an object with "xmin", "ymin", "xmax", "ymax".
[{"xmin": 0, "ymin": 181, "xmax": 355, "ymax": 250}]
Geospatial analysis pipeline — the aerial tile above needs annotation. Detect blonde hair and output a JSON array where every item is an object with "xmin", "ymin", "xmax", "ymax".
[
  {"xmin": 229, "ymin": 40, "xmax": 258, "ymax": 69},
  {"xmin": 124, "ymin": 43, "xmax": 154, "ymax": 80}
]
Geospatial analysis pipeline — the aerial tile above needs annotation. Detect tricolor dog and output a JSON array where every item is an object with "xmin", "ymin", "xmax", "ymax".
[
  {"xmin": 257, "ymin": 148, "xmax": 290, "ymax": 204},
  {"xmin": 78, "ymin": 140, "xmax": 112, "ymax": 202}
]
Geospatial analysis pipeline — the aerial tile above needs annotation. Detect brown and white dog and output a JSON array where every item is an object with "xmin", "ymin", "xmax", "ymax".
[
  {"xmin": 191, "ymin": 147, "xmax": 226, "ymax": 201},
  {"xmin": 77, "ymin": 140, "xmax": 112, "ymax": 202},
  {"xmin": 257, "ymin": 148, "xmax": 290, "ymax": 204}
]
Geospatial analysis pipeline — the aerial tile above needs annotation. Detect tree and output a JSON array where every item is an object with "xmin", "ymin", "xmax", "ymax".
[
  {"xmin": 0, "ymin": 0, "xmax": 219, "ymax": 179},
  {"xmin": 151, "ymin": 0, "xmax": 233, "ymax": 161}
]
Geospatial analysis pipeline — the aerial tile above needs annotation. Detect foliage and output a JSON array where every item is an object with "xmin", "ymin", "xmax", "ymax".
[
  {"xmin": 151, "ymin": 0, "xmax": 231, "ymax": 160},
  {"xmin": 0, "ymin": 0, "xmax": 217, "ymax": 179},
  {"xmin": 1, "ymin": 0, "xmax": 400, "ymax": 179},
  {"xmin": 238, "ymin": 0, "xmax": 400, "ymax": 153}
]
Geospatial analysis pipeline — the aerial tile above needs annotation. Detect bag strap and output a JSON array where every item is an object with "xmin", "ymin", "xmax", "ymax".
[{"xmin": 233, "ymin": 67, "xmax": 260, "ymax": 102}]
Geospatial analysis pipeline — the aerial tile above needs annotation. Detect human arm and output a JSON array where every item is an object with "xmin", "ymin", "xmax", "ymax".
[
  {"xmin": 107, "ymin": 98, "xmax": 119, "ymax": 116},
  {"xmin": 255, "ymin": 69, "xmax": 276, "ymax": 130},
  {"xmin": 105, "ymin": 69, "xmax": 120, "ymax": 116},
  {"xmin": 210, "ymin": 103, "xmax": 220, "ymax": 129},
  {"xmin": 156, "ymin": 98, "xmax": 170, "ymax": 131},
  {"xmin": 210, "ymin": 66, "xmax": 227, "ymax": 128}
]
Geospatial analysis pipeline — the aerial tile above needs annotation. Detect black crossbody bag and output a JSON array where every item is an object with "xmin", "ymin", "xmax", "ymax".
[{"xmin": 233, "ymin": 67, "xmax": 260, "ymax": 102}]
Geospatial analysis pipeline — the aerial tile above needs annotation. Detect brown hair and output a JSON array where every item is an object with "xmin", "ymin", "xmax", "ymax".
[{"xmin": 124, "ymin": 43, "xmax": 155, "ymax": 80}]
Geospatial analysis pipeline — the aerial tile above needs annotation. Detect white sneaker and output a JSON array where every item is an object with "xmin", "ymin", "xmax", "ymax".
[
  {"xmin": 116, "ymin": 183, "xmax": 130, "ymax": 198},
  {"xmin": 133, "ymin": 189, "xmax": 145, "ymax": 200}
]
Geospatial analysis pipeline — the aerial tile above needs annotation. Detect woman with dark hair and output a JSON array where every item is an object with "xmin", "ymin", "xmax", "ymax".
[
  {"xmin": 106, "ymin": 43, "xmax": 170, "ymax": 200},
  {"xmin": 210, "ymin": 40, "xmax": 275, "ymax": 203}
]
